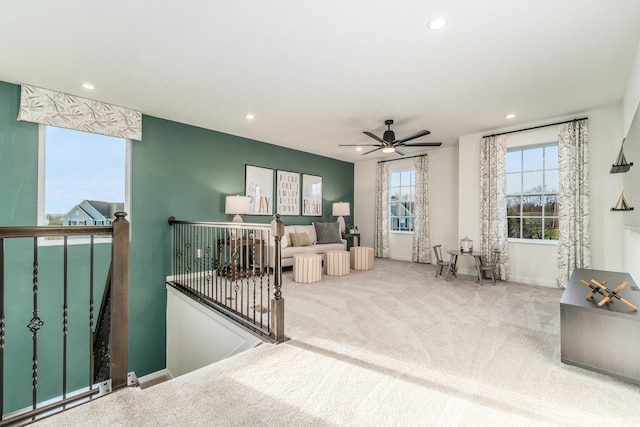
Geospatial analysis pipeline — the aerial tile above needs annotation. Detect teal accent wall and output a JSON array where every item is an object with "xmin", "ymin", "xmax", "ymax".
[{"xmin": 0, "ymin": 80, "xmax": 354, "ymax": 412}]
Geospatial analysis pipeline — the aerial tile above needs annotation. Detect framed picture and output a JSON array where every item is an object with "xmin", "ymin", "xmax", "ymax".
[
  {"xmin": 245, "ymin": 165, "xmax": 274, "ymax": 215},
  {"xmin": 302, "ymin": 174, "xmax": 322, "ymax": 216},
  {"xmin": 276, "ymin": 170, "xmax": 300, "ymax": 215}
]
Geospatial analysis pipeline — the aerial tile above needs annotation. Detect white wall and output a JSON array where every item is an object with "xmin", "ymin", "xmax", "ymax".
[
  {"xmin": 354, "ymin": 146, "xmax": 459, "ymax": 261},
  {"xmin": 166, "ymin": 285, "xmax": 261, "ymax": 378},
  {"xmin": 623, "ymin": 34, "xmax": 640, "ymax": 135},
  {"xmin": 622, "ymin": 31, "xmax": 640, "ymax": 282},
  {"xmin": 459, "ymin": 105, "xmax": 624, "ymax": 287}
]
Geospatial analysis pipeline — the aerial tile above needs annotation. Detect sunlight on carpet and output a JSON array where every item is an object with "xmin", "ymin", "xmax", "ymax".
[{"xmin": 281, "ymin": 335, "xmax": 612, "ymax": 426}]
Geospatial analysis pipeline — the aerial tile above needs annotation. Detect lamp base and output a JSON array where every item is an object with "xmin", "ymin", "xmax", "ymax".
[
  {"xmin": 230, "ymin": 214, "xmax": 243, "ymax": 238},
  {"xmin": 337, "ymin": 216, "xmax": 346, "ymax": 233}
]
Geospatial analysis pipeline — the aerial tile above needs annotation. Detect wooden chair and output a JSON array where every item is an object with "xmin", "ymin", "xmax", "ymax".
[
  {"xmin": 433, "ymin": 245, "xmax": 454, "ymax": 278},
  {"xmin": 478, "ymin": 249, "xmax": 501, "ymax": 285}
]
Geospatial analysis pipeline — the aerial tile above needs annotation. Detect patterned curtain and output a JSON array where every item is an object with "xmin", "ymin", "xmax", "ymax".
[
  {"xmin": 412, "ymin": 156, "xmax": 431, "ymax": 263},
  {"xmin": 17, "ymin": 84, "xmax": 142, "ymax": 140},
  {"xmin": 479, "ymin": 135, "xmax": 509, "ymax": 280},
  {"xmin": 374, "ymin": 162, "xmax": 390, "ymax": 258},
  {"xmin": 557, "ymin": 119, "xmax": 590, "ymax": 288}
]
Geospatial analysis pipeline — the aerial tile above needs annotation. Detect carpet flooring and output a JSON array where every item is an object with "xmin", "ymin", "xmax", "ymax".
[{"xmin": 33, "ymin": 259, "xmax": 640, "ymax": 426}]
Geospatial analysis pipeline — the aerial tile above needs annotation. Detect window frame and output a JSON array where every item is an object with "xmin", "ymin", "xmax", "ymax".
[
  {"xmin": 37, "ymin": 124, "xmax": 131, "ymax": 246},
  {"xmin": 506, "ymin": 141, "xmax": 559, "ymax": 243},
  {"xmin": 389, "ymin": 168, "xmax": 415, "ymax": 234}
]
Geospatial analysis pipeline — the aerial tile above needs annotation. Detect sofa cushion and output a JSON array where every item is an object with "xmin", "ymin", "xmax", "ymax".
[
  {"xmin": 295, "ymin": 224, "xmax": 317, "ymax": 244},
  {"xmin": 314, "ymin": 221, "xmax": 342, "ymax": 244},
  {"xmin": 281, "ymin": 225, "xmax": 295, "ymax": 248},
  {"xmin": 289, "ymin": 232, "xmax": 312, "ymax": 247}
]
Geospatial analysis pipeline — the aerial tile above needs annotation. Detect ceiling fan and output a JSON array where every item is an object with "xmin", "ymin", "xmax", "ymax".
[{"xmin": 340, "ymin": 119, "xmax": 442, "ymax": 155}]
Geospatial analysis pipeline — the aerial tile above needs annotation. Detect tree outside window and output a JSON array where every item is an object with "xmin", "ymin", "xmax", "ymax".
[
  {"xmin": 506, "ymin": 143, "xmax": 559, "ymax": 240},
  {"xmin": 389, "ymin": 169, "xmax": 415, "ymax": 232}
]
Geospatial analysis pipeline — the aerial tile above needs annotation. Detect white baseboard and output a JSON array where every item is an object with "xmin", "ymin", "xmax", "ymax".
[
  {"xmin": 508, "ymin": 275, "xmax": 557, "ymax": 288},
  {"xmin": 389, "ymin": 255, "xmax": 412, "ymax": 262},
  {"xmin": 138, "ymin": 369, "xmax": 173, "ymax": 387},
  {"xmin": 455, "ymin": 268, "xmax": 557, "ymax": 288}
]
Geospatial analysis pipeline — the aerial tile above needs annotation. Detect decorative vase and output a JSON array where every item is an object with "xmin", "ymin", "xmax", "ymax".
[{"xmin": 460, "ymin": 236, "xmax": 473, "ymax": 253}]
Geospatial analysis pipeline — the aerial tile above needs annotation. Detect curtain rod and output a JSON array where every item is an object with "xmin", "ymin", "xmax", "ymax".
[
  {"xmin": 377, "ymin": 153, "xmax": 428, "ymax": 164},
  {"xmin": 483, "ymin": 116, "xmax": 588, "ymax": 139}
]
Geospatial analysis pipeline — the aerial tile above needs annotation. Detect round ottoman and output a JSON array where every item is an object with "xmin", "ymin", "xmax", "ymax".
[
  {"xmin": 293, "ymin": 253, "xmax": 322, "ymax": 283},
  {"xmin": 350, "ymin": 246, "xmax": 374, "ymax": 270},
  {"xmin": 324, "ymin": 250, "xmax": 350, "ymax": 276}
]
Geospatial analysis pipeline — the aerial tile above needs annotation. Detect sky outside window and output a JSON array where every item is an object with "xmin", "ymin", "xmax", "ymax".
[{"xmin": 45, "ymin": 126, "xmax": 125, "ymax": 215}]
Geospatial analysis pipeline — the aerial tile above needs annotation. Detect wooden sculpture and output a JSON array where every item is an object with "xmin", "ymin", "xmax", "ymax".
[{"xmin": 581, "ymin": 278, "xmax": 638, "ymax": 311}]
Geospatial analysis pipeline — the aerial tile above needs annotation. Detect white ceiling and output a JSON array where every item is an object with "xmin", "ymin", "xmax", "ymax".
[{"xmin": 1, "ymin": 1, "xmax": 639, "ymax": 163}]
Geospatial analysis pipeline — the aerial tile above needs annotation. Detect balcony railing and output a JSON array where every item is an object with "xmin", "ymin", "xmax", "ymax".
[
  {"xmin": 0, "ymin": 212, "xmax": 129, "ymax": 425},
  {"xmin": 167, "ymin": 215, "xmax": 285, "ymax": 343}
]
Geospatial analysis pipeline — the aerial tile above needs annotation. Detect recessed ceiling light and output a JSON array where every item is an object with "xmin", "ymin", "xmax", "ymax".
[
  {"xmin": 245, "ymin": 113, "xmax": 255, "ymax": 120},
  {"xmin": 427, "ymin": 16, "xmax": 448, "ymax": 31},
  {"xmin": 505, "ymin": 113, "xmax": 516, "ymax": 119},
  {"xmin": 82, "ymin": 82, "xmax": 95, "ymax": 90},
  {"xmin": 356, "ymin": 147, "xmax": 362, "ymax": 152}
]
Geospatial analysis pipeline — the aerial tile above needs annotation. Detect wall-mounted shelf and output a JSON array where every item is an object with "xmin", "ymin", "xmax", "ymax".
[
  {"xmin": 612, "ymin": 188, "xmax": 634, "ymax": 211},
  {"xmin": 611, "ymin": 164, "xmax": 633, "ymax": 173},
  {"xmin": 610, "ymin": 138, "xmax": 633, "ymax": 173}
]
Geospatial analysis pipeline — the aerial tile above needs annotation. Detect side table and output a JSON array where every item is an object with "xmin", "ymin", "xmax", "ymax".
[{"xmin": 341, "ymin": 232, "xmax": 360, "ymax": 250}]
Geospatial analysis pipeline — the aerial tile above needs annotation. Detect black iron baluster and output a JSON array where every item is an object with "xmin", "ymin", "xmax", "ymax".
[
  {"xmin": 28, "ymin": 237, "xmax": 44, "ymax": 411},
  {"xmin": 63, "ymin": 236, "xmax": 68, "ymax": 399},
  {"xmin": 89, "ymin": 235, "xmax": 95, "ymax": 390}
]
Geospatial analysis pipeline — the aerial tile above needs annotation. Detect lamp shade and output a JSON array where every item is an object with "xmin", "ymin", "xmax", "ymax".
[
  {"xmin": 225, "ymin": 195, "xmax": 251, "ymax": 215},
  {"xmin": 332, "ymin": 202, "xmax": 350, "ymax": 216}
]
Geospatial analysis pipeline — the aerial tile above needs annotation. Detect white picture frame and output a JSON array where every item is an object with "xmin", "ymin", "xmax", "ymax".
[
  {"xmin": 302, "ymin": 174, "xmax": 322, "ymax": 216},
  {"xmin": 245, "ymin": 165, "xmax": 274, "ymax": 215},
  {"xmin": 276, "ymin": 170, "xmax": 300, "ymax": 216}
]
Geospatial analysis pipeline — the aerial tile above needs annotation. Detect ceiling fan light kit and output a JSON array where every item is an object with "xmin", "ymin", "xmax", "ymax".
[{"xmin": 339, "ymin": 118, "xmax": 442, "ymax": 156}]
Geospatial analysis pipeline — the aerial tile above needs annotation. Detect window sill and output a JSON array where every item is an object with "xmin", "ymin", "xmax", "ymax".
[
  {"xmin": 389, "ymin": 231, "xmax": 414, "ymax": 235},
  {"xmin": 507, "ymin": 238, "xmax": 558, "ymax": 246}
]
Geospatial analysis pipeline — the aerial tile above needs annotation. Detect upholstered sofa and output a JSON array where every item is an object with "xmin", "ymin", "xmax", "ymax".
[{"xmin": 268, "ymin": 222, "xmax": 346, "ymax": 268}]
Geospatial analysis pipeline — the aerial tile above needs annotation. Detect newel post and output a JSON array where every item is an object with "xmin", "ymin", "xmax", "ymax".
[
  {"xmin": 111, "ymin": 212, "xmax": 130, "ymax": 389},
  {"xmin": 271, "ymin": 214, "xmax": 285, "ymax": 343}
]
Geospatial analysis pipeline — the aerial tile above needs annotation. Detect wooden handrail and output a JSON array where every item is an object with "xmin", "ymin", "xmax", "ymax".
[{"xmin": 0, "ymin": 225, "xmax": 113, "ymax": 238}]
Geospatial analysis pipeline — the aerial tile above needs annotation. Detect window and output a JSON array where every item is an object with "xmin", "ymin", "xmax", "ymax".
[
  {"xmin": 389, "ymin": 169, "xmax": 415, "ymax": 232},
  {"xmin": 506, "ymin": 143, "xmax": 559, "ymax": 240},
  {"xmin": 39, "ymin": 126, "xmax": 128, "ymax": 235}
]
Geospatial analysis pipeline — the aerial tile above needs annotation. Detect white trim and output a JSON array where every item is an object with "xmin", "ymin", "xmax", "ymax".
[
  {"xmin": 37, "ymin": 124, "xmax": 46, "ymax": 226},
  {"xmin": 138, "ymin": 369, "xmax": 173, "ymax": 388},
  {"xmin": 507, "ymin": 238, "xmax": 558, "ymax": 246}
]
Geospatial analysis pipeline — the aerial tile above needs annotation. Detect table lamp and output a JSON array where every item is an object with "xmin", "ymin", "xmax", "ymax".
[
  {"xmin": 225, "ymin": 195, "xmax": 251, "ymax": 223},
  {"xmin": 332, "ymin": 202, "xmax": 350, "ymax": 233}
]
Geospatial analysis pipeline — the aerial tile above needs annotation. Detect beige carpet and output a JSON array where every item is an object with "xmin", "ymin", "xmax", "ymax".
[{"xmin": 33, "ymin": 259, "xmax": 640, "ymax": 426}]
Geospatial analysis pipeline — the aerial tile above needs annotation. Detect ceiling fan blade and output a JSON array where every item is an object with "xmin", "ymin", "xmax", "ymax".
[
  {"xmin": 363, "ymin": 131, "xmax": 386, "ymax": 144},
  {"xmin": 361, "ymin": 146, "xmax": 383, "ymax": 155},
  {"xmin": 398, "ymin": 142, "xmax": 443, "ymax": 147},
  {"xmin": 339, "ymin": 144, "xmax": 382, "ymax": 147},
  {"xmin": 394, "ymin": 130, "xmax": 431, "ymax": 144},
  {"xmin": 395, "ymin": 146, "xmax": 408, "ymax": 156}
]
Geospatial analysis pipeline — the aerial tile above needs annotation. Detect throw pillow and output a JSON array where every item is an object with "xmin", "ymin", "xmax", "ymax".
[
  {"xmin": 296, "ymin": 225, "xmax": 317, "ymax": 244},
  {"xmin": 289, "ymin": 232, "xmax": 311, "ymax": 247},
  {"xmin": 314, "ymin": 221, "xmax": 342, "ymax": 244},
  {"xmin": 280, "ymin": 225, "xmax": 295, "ymax": 248}
]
